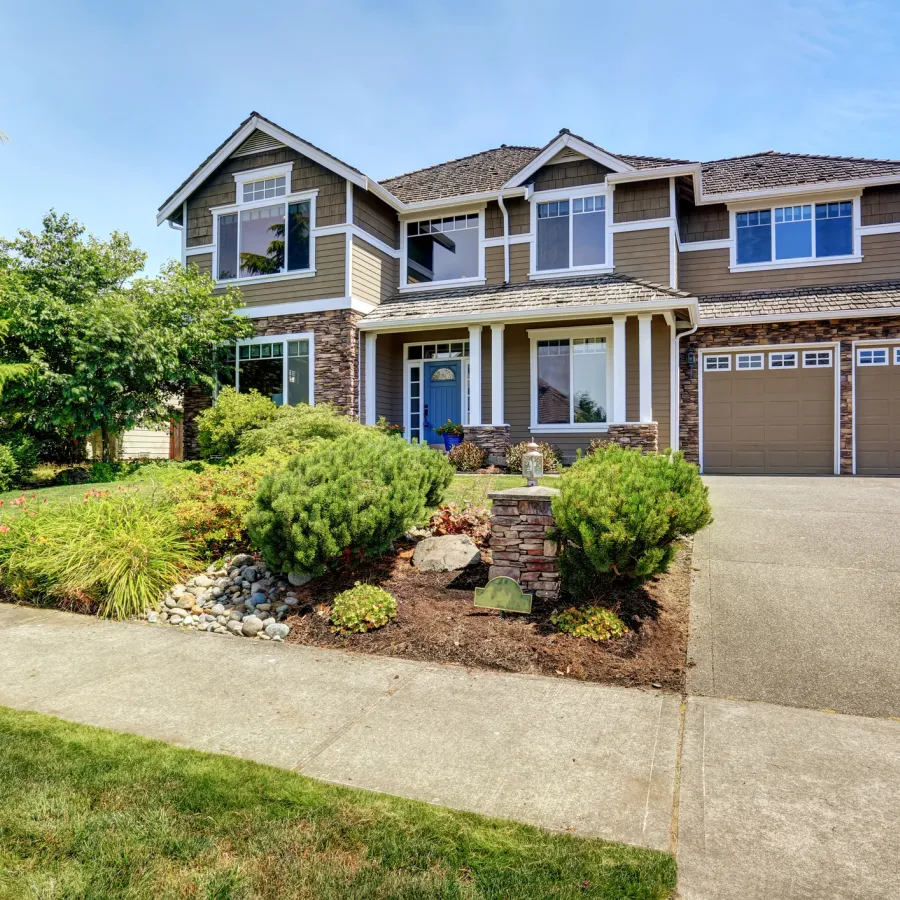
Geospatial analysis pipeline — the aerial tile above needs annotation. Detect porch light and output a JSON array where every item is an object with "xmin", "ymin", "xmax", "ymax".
[{"xmin": 522, "ymin": 440, "xmax": 543, "ymax": 486}]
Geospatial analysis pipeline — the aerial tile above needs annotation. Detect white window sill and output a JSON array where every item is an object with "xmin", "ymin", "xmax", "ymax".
[
  {"xmin": 399, "ymin": 277, "xmax": 485, "ymax": 293},
  {"xmin": 530, "ymin": 423, "xmax": 610, "ymax": 433},
  {"xmin": 216, "ymin": 269, "xmax": 316, "ymax": 287},
  {"xmin": 529, "ymin": 265, "xmax": 614, "ymax": 281},
  {"xmin": 729, "ymin": 254, "xmax": 861, "ymax": 273}
]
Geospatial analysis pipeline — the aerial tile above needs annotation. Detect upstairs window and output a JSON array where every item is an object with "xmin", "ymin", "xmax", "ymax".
[
  {"xmin": 536, "ymin": 194, "xmax": 607, "ymax": 271},
  {"xmin": 242, "ymin": 175, "xmax": 286, "ymax": 202},
  {"xmin": 736, "ymin": 200, "xmax": 854, "ymax": 266},
  {"xmin": 217, "ymin": 200, "xmax": 310, "ymax": 280},
  {"xmin": 406, "ymin": 215, "xmax": 480, "ymax": 284}
]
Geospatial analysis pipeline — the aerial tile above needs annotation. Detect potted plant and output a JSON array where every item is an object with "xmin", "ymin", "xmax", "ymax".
[{"xmin": 435, "ymin": 420, "xmax": 464, "ymax": 451}]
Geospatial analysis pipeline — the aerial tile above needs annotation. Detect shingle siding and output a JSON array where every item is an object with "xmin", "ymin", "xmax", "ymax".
[
  {"xmin": 613, "ymin": 179, "xmax": 670, "ymax": 222},
  {"xmin": 678, "ymin": 202, "xmax": 730, "ymax": 243},
  {"xmin": 861, "ymin": 184, "xmax": 900, "ymax": 226},
  {"xmin": 530, "ymin": 158, "xmax": 612, "ymax": 191}
]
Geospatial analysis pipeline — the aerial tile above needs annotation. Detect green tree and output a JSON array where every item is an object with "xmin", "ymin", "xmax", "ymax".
[
  {"xmin": 0, "ymin": 212, "xmax": 254, "ymax": 461},
  {"xmin": 0, "ymin": 320, "xmax": 30, "ymax": 394}
]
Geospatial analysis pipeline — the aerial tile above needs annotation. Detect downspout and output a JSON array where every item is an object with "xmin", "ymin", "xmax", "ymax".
[
  {"xmin": 497, "ymin": 194, "xmax": 510, "ymax": 283},
  {"xmin": 169, "ymin": 200, "xmax": 187, "ymax": 267},
  {"xmin": 672, "ymin": 320, "xmax": 699, "ymax": 452}
]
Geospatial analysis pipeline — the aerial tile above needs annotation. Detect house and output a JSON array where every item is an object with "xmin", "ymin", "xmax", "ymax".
[{"xmin": 157, "ymin": 112, "xmax": 900, "ymax": 475}]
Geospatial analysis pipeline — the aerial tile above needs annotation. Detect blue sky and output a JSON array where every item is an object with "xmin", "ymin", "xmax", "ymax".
[{"xmin": 3, "ymin": 0, "xmax": 900, "ymax": 276}]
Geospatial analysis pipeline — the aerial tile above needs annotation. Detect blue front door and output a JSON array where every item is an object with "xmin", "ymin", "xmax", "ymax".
[{"xmin": 424, "ymin": 360, "xmax": 462, "ymax": 444}]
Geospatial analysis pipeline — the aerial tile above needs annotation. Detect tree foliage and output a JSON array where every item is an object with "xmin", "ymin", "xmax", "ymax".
[{"xmin": 0, "ymin": 212, "xmax": 254, "ymax": 460}]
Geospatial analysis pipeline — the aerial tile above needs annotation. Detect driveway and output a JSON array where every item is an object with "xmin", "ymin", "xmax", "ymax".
[{"xmin": 689, "ymin": 475, "xmax": 900, "ymax": 717}]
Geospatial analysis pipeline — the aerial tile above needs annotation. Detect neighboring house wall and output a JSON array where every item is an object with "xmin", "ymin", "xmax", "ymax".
[
  {"xmin": 120, "ymin": 427, "xmax": 171, "ymax": 459},
  {"xmin": 613, "ymin": 179, "xmax": 670, "ymax": 222},
  {"xmin": 351, "ymin": 236, "xmax": 397, "ymax": 304},
  {"xmin": 614, "ymin": 228, "xmax": 671, "ymax": 285}
]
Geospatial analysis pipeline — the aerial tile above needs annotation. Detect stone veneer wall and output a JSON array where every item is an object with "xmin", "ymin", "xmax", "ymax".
[
  {"xmin": 680, "ymin": 316, "xmax": 900, "ymax": 474},
  {"xmin": 604, "ymin": 423, "xmax": 659, "ymax": 452},
  {"xmin": 462, "ymin": 425, "xmax": 510, "ymax": 464},
  {"xmin": 487, "ymin": 487, "xmax": 561, "ymax": 601}
]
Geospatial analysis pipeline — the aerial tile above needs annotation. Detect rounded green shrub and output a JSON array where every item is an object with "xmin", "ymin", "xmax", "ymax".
[
  {"xmin": 551, "ymin": 606, "xmax": 628, "ymax": 641},
  {"xmin": 247, "ymin": 432, "xmax": 453, "ymax": 577},
  {"xmin": 196, "ymin": 387, "xmax": 277, "ymax": 460},
  {"xmin": 447, "ymin": 440, "xmax": 486, "ymax": 472},
  {"xmin": 237, "ymin": 402, "xmax": 365, "ymax": 458},
  {"xmin": 506, "ymin": 441, "xmax": 562, "ymax": 473},
  {"xmin": 331, "ymin": 582, "xmax": 397, "ymax": 633},
  {"xmin": 0, "ymin": 444, "xmax": 17, "ymax": 491},
  {"xmin": 553, "ymin": 445, "xmax": 712, "ymax": 592}
]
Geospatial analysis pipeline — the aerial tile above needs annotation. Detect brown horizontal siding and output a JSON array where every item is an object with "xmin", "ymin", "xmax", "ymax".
[
  {"xmin": 485, "ymin": 245, "xmax": 505, "ymax": 285},
  {"xmin": 351, "ymin": 237, "xmax": 397, "ymax": 305},
  {"xmin": 531, "ymin": 158, "xmax": 611, "ymax": 191},
  {"xmin": 626, "ymin": 317, "xmax": 639, "ymax": 421},
  {"xmin": 679, "ymin": 231, "xmax": 900, "ymax": 295},
  {"xmin": 509, "ymin": 242, "xmax": 531, "ymax": 284},
  {"xmin": 679, "ymin": 201, "xmax": 729, "ymax": 242},
  {"xmin": 861, "ymin": 184, "xmax": 900, "ymax": 226},
  {"xmin": 613, "ymin": 179, "xmax": 670, "ymax": 223},
  {"xmin": 188, "ymin": 253, "xmax": 213, "ymax": 276},
  {"xmin": 652, "ymin": 316, "xmax": 672, "ymax": 449},
  {"xmin": 185, "ymin": 147, "xmax": 346, "ymax": 248},
  {"xmin": 373, "ymin": 332, "xmax": 403, "ymax": 425},
  {"xmin": 614, "ymin": 228, "xmax": 671, "ymax": 285},
  {"xmin": 353, "ymin": 185, "xmax": 399, "ymax": 248}
]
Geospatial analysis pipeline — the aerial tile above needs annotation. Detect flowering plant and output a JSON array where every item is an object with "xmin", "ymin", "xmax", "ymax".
[{"xmin": 434, "ymin": 420, "xmax": 464, "ymax": 437}]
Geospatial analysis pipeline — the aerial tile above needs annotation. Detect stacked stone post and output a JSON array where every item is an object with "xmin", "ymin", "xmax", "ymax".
[{"xmin": 487, "ymin": 486, "xmax": 561, "ymax": 601}]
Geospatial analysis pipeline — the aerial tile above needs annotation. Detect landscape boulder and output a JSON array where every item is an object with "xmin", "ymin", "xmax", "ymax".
[{"xmin": 412, "ymin": 535, "xmax": 481, "ymax": 572}]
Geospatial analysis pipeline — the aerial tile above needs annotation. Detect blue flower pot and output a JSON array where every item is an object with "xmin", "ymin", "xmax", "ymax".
[{"xmin": 443, "ymin": 434, "xmax": 463, "ymax": 451}]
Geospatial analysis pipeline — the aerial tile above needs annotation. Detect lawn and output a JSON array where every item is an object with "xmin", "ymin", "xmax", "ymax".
[
  {"xmin": 0, "ymin": 481, "xmax": 120, "ymax": 506},
  {"xmin": 443, "ymin": 474, "xmax": 560, "ymax": 508},
  {"xmin": 0, "ymin": 707, "xmax": 677, "ymax": 899}
]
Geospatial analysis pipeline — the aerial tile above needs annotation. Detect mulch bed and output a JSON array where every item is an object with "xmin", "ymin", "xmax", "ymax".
[{"xmin": 284, "ymin": 540, "xmax": 692, "ymax": 691}]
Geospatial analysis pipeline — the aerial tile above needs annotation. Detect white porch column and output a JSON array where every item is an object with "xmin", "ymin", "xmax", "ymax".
[
  {"xmin": 364, "ymin": 332, "xmax": 377, "ymax": 425},
  {"xmin": 612, "ymin": 315, "xmax": 627, "ymax": 422},
  {"xmin": 468, "ymin": 325, "xmax": 483, "ymax": 425},
  {"xmin": 638, "ymin": 313, "xmax": 653, "ymax": 423},
  {"xmin": 491, "ymin": 324, "xmax": 505, "ymax": 425}
]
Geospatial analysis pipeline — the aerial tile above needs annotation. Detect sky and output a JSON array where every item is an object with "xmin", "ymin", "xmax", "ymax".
[{"xmin": 3, "ymin": 0, "xmax": 900, "ymax": 276}]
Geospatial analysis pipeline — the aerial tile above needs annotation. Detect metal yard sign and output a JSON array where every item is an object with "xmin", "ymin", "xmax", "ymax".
[{"xmin": 474, "ymin": 576, "xmax": 533, "ymax": 614}]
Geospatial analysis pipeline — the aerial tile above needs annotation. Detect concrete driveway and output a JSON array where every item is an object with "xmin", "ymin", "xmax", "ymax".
[{"xmin": 689, "ymin": 476, "xmax": 900, "ymax": 718}]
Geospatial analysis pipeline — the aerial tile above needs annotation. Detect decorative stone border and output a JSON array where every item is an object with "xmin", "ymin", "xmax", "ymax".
[{"xmin": 463, "ymin": 425, "xmax": 511, "ymax": 465}]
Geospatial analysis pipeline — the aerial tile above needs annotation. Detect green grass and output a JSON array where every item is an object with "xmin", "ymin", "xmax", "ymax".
[
  {"xmin": 0, "ymin": 481, "xmax": 121, "ymax": 507},
  {"xmin": 0, "ymin": 706, "xmax": 676, "ymax": 899},
  {"xmin": 445, "ymin": 474, "xmax": 560, "ymax": 508}
]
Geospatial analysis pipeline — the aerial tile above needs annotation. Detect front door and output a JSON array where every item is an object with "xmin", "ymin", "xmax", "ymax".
[{"xmin": 424, "ymin": 360, "xmax": 462, "ymax": 444}]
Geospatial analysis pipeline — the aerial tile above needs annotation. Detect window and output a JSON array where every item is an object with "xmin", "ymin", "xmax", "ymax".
[
  {"xmin": 242, "ymin": 175, "xmax": 286, "ymax": 203},
  {"xmin": 769, "ymin": 351, "xmax": 798, "ymax": 369},
  {"xmin": 735, "ymin": 200, "xmax": 854, "ymax": 266},
  {"xmin": 430, "ymin": 366, "xmax": 456, "ymax": 381},
  {"xmin": 406, "ymin": 342, "xmax": 469, "ymax": 360},
  {"xmin": 857, "ymin": 348, "xmax": 888, "ymax": 366},
  {"xmin": 704, "ymin": 355, "xmax": 731, "ymax": 371},
  {"xmin": 803, "ymin": 350, "xmax": 833, "ymax": 368},
  {"xmin": 226, "ymin": 336, "xmax": 313, "ymax": 406},
  {"xmin": 217, "ymin": 199, "xmax": 311, "ymax": 280},
  {"xmin": 736, "ymin": 353, "xmax": 764, "ymax": 370},
  {"xmin": 535, "ymin": 337, "xmax": 607, "ymax": 425},
  {"xmin": 406, "ymin": 215, "xmax": 479, "ymax": 284},
  {"xmin": 895, "ymin": 347, "xmax": 900, "ymax": 365},
  {"xmin": 537, "ymin": 194, "xmax": 607, "ymax": 271}
]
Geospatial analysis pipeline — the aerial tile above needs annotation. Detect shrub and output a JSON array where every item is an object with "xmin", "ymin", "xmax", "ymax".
[
  {"xmin": 248, "ymin": 432, "xmax": 453, "ymax": 577},
  {"xmin": 237, "ymin": 402, "xmax": 365, "ymax": 458},
  {"xmin": 0, "ymin": 445, "xmax": 17, "ymax": 492},
  {"xmin": 447, "ymin": 441, "xmax": 486, "ymax": 472},
  {"xmin": 505, "ymin": 441, "xmax": 563, "ymax": 474},
  {"xmin": 331, "ymin": 582, "xmax": 398, "ymax": 633},
  {"xmin": 0, "ymin": 489, "xmax": 195, "ymax": 619},
  {"xmin": 4, "ymin": 435, "xmax": 39, "ymax": 481},
  {"xmin": 553, "ymin": 445, "xmax": 712, "ymax": 592},
  {"xmin": 196, "ymin": 387, "xmax": 277, "ymax": 460},
  {"xmin": 428, "ymin": 502, "xmax": 491, "ymax": 546},
  {"xmin": 551, "ymin": 606, "xmax": 629, "ymax": 642},
  {"xmin": 375, "ymin": 416, "xmax": 404, "ymax": 438},
  {"xmin": 167, "ymin": 456, "xmax": 280, "ymax": 560}
]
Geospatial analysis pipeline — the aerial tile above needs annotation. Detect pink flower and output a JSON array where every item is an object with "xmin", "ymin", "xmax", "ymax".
[{"xmin": 0, "ymin": 525, "xmax": 9, "ymax": 534}]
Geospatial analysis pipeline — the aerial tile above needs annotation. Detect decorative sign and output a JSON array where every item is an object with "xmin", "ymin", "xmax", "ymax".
[{"xmin": 474, "ymin": 576, "xmax": 533, "ymax": 614}]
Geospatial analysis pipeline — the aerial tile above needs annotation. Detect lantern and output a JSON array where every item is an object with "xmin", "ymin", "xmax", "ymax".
[{"xmin": 522, "ymin": 440, "xmax": 543, "ymax": 486}]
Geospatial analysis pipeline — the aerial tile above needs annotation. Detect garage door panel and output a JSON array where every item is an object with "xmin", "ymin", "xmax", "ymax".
[
  {"xmin": 767, "ymin": 377, "xmax": 800, "ymax": 395},
  {"xmin": 732, "ymin": 450, "xmax": 767, "ymax": 469},
  {"xmin": 704, "ymin": 380, "xmax": 733, "ymax": 401},
  {"xmin": 705, "ymin": 425, "xmax": 734, "ymax": 443},
  {"xmin": 855, "ymin": 356, "xmax": 900, "ymax": 475},
  {"xmin": 733, "ymin": 424, "xmax": 766, "ymax": 442},
  {"xmin": 765, "ymin": 424, "xmax": 800, "ymax": 442},
  {"xmin": 768, "ymin": 400, "xmax": 800, "ymax": 419},
  {"xmin": 733, "ymin": 401, "xmax": 765, "ymax": 419},
  {"xmin": 734, "ymin": 379, "xmax": 765, "ymax": 400}
]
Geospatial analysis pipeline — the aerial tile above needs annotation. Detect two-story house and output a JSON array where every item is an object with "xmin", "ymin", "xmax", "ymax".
[{"xmin": 157, "ymin": 112, "xmax": 900, "ymax": 475}]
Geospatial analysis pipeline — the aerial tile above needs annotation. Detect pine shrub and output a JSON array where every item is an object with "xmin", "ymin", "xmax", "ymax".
[
  {"xmin": 237, "ymin": 402, "xmax": 365, "ymax": 457},
  {"xmin": 331, "ymin": 582, "xmax": 397, "ymax": 633},
  {"xmin": 0, "ymin": 445, "xmax": 17, "ymax": 492},
  {"xmin": 551, "ymin": 606, "xmax": 628, "ymax": 642},
  {"xmin": 505, "ymin": 441, "xmax": 563, "ymax": 473},
  {"xmin": 553, "ymin": 444, "xmax": 712, "ymax": 592},
  {"xmin": 195, "ymin": 387, "xmax": 277, "ymax": 460},
  {"xmin": 447, "ymin": 440, "xmax": 486, "ymax": 471},
  {"xmin": 247, "ymin": 432, "xmax": 453, "ymax": 577}
]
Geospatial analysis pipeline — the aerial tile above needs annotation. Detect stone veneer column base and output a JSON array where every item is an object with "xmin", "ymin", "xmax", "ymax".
[
  {"xmin": 487, "ymin": 486, "xmax": 561, "ymax": 601},
  {"xmin": 462, "ymin": 425, "xmax": 511, "ymax": 465},
  {"xmin": 602, "ymin": 423, "xmax": 659, "ymax": 452}
]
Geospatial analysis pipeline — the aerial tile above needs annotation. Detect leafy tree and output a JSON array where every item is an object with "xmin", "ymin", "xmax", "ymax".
[
  {"xmin": 0, "ymin": 212, "xmax": 254, "ymax": 461},
  {"xmin": 0, "ymin": 320, "xmax": 30, "ymax": 395}
]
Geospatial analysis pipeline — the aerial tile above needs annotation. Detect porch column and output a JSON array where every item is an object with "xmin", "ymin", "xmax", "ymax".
[
  {"xmin": 612, "ymin": 315, "xmax": 627, "ymax": 422},
  {"xmin": 364, "ymin": 332, "xmax": 377, "ymax": 425},
  {"xmin": 638, "ymin": 313, "xmax": 653, "ymax": 423},
  {"xmin": 468, "ymin": 325, "xmax": 482, "ymax": 426},
  {"xmin": 491, "ymin": 324, "xmax": 505, "ymax": 425}
]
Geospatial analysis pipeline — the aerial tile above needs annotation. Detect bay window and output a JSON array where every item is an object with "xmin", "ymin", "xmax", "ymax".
[
  {"xmin": 220, "ymin": 335, "xmax": 313, "ymax": 407},
  {"xmin": 536, "ymin": 193, "xmax": 608, "ymax": 272},
  {"xmin": 532, "ymin": 332, "xmax": 608, "ymax": 428},
  {"xmin": 735, "ymin": 199, "xmax": 854, "ymax": 266},
  {"xmin": 406, "ymin": 214, "xmax": 480, "ymax": 284}
]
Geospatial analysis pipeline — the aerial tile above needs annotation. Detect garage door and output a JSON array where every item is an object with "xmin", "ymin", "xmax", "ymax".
[
  {"xmin": 855, "ymin": 345, "xmax": 900, "ymax": 475},
  {"xmin": 702, "ymin": 348, "xmax": 835, "ymax": 475}
]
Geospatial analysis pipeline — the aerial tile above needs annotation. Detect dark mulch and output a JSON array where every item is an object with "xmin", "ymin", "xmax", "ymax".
[{"xmin": 284, "ymin": 540, "xmax": 692, "ymax": 691}]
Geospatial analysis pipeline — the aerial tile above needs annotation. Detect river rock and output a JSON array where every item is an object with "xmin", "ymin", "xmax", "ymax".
[
  {"xmin": 241, "ymin": 616, "xmax": 264, "ymax": 637},
  {"xmin": 265, "ymin": 622, "xmax": 290, "ymax": 640},
  {"xmin": 412, "ymin": 535, "xmax": 481, "ymax": 572}
]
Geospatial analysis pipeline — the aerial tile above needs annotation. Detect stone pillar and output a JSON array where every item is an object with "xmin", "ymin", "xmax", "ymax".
[
  {"xmin": 462, "ymin": 424, "xmax": 510, "ymax": 466},
  {"xmin": 487, "ymin": 486, "xmax": 561, "ymax": 601}
]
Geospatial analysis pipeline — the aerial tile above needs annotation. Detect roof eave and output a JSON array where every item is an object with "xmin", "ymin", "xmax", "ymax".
[
  {"xmin": 697, "ymin": 172, "xmax": 900, "ymax": 206},
  {"xmin": 699, "ymin": 305, "xmax": 900, "ymax": 326}
]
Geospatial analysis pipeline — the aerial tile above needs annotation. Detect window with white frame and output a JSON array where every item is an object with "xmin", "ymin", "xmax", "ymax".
[
  {"xmin": 220, "ymin": 336, "xmax": 313, "ymax": 407},
  {"xmin": 803, "ymin": 349, "xmax": 833, "ymax": 367},
  {"xmin": 534, "ymin": 336, "xmax": 607, "ymax": 426},
  {"xmin": 769, "ymin": 351, "xmax": 798, "ymax": 369},
  {"xmin": 536, "ymin": 194, "xmax": 607, "ymax": 271},
  {"xmin": 895, "ymin": 347, "xmax": 900, "ymax": 365},
  {"xmin": 704, "ymin": 355, "xmax": 731, "ymax": 371},
  {"xmin": 736, "ymin": 353, "xmax": 764, "ymax": 370},
  {"xmin": 857, "ymin": 348, "xmax": 888, "ymax": 366},
  {"xmin": 242, "ymin": 175, "xmax": 286, "ymax": 203},
  {"xmin": 735, "ymin": 200, "xmax": 854, "ymax": 266},
  {"xmin": 406, "ymin": 215, "xmax": 480, "ymax": 284}
]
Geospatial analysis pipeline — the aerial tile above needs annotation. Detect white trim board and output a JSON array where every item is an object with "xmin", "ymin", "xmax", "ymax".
[{"xmin": 236, "ymin": 296, "xmax": 376, "ymax": 318}]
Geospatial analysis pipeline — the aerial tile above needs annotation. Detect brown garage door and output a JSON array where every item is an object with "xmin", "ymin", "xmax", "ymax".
[
  {"xmin": 855, "ymin": 346, "xmax": 900, "ymax": 475},
  {"xmin": 702, "ymin": 349, "xmax": 835, "ymax": 475}
]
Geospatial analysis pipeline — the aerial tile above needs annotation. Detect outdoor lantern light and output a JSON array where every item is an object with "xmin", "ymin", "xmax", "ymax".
[{"xmin": 522, "ymin": 440, "xmax": 543, "ymax": 486}]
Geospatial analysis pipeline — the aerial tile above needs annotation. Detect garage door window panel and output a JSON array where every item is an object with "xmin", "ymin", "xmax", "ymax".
[
  {"xmin": 857, "ymin": 348, "xmax": 888, "ymax": 366},
  {"xmin": 705, "ymin": 355, "xmax": 731, "ymax": 371},
  {"xmin": 803, "ymin": 350, "xmax": 833, "ymax": 368},
  {"xmin": 736, "ymin": 353, "xmax": 764, "ymax": 370},
  {"xmin": 769, "ymin": 351, "xmax": 798, "ymax": 369}
]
